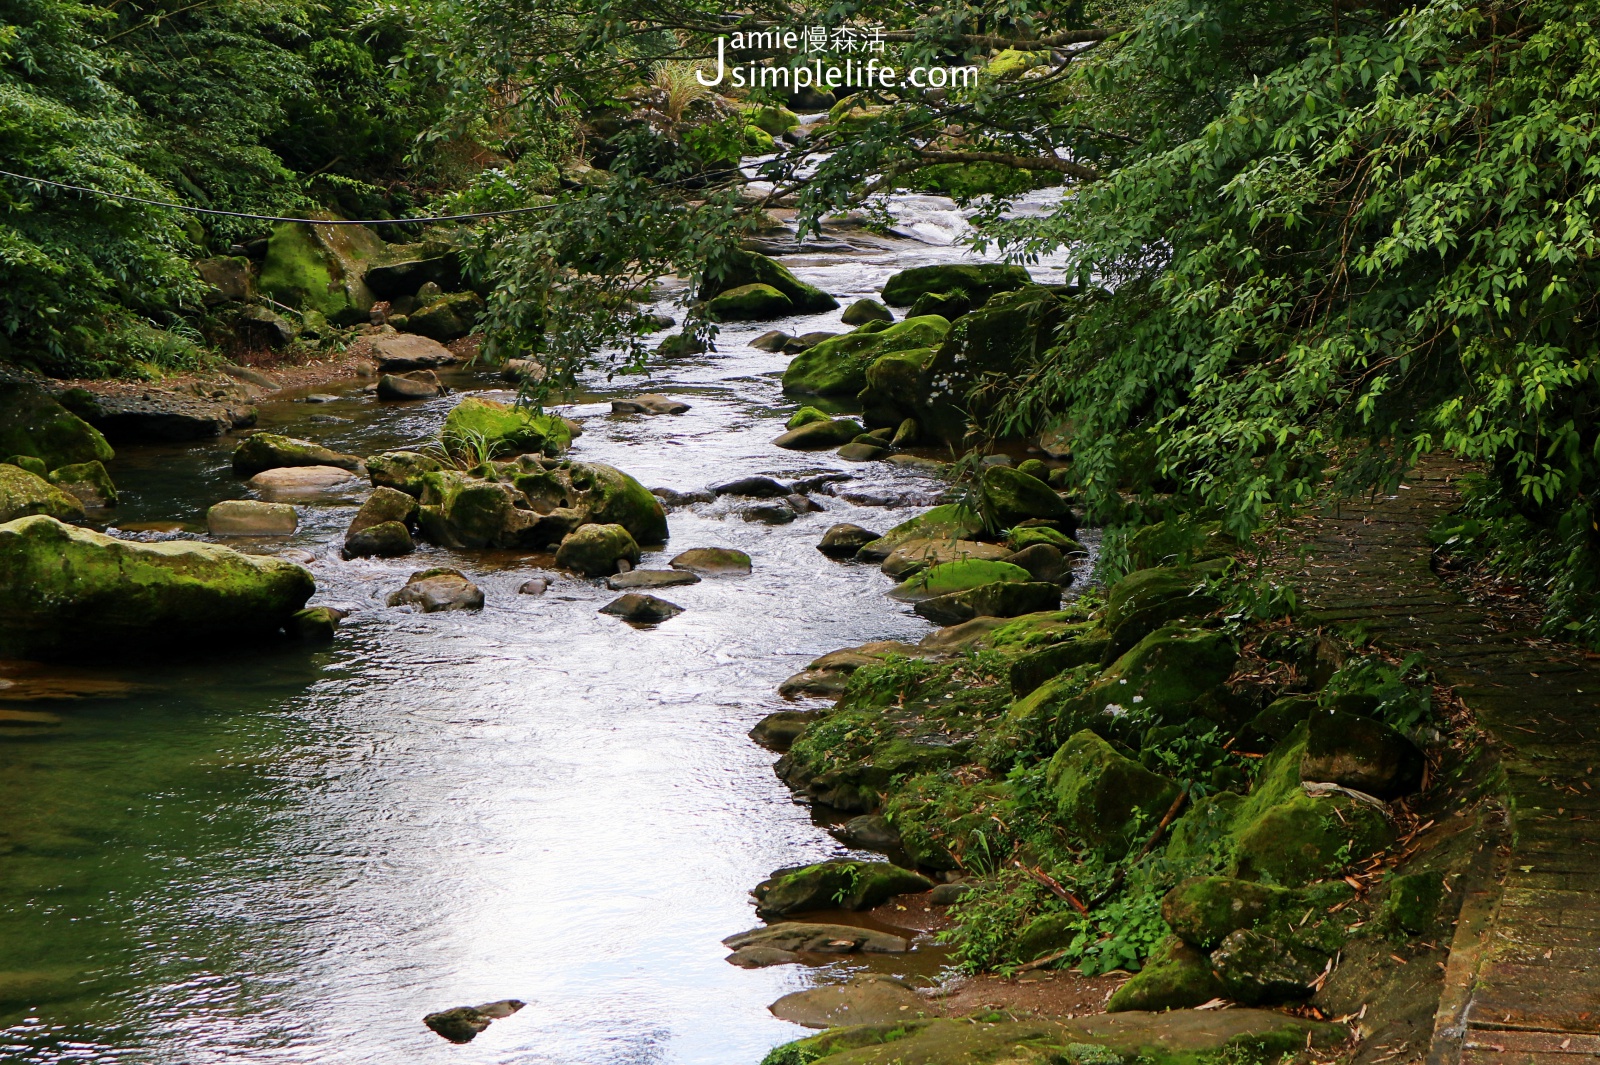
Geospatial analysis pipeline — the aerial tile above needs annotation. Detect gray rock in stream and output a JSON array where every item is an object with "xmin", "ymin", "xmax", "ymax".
[{"xmin": 606, "ymin": 569, "xmax": 700, "ymax": 591}]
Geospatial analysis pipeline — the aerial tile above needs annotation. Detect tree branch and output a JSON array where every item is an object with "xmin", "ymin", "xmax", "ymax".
[
  {"xmin": 915, "ymin": 150, "xmax": 1101, "ymax": 182},
  {"xmin": 881, "ymin": 27, "xmax": 1115, "ymax": 49}
]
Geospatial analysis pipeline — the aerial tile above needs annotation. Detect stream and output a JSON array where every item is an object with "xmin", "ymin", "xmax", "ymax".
[{"xmin": 0, "ymin": 189, "xmax": 1073, "ymax": 1065}]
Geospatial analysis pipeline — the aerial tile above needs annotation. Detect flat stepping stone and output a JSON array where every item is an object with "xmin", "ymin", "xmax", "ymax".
[{"xmin": 606, "ymin": 569, "xmax": 700, "ymax": 591}]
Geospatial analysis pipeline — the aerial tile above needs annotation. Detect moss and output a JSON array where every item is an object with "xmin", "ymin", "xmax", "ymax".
[
  {"xmin": 256, "ymin": 218, "xmax": 386, "ymax": 325},
  {"xmin": 569, "ymin": 461, "xmax": 669, "ymax": 542},
  {"xmin": 842, "ymin": 299, "xmax": 894, "ymax": 325},
  {"xmin": 884, "ymin": 776, "xmax": 1019, "ymax": 871},
  {"xmin": 1009, "ymin": 525, "xmax": 1080, "ymax": 552},
  {"xmin": 753, "ymin": 859, "xmax": 933, "ymax": 917},
  {"xmin": 787, "ymin": 406, "xmax": 831, "ymax": 429},
  {"xmin": 4, "ymin": 455, "xmax": 47, "ymax": 477},
  {"xmin": 880, "ymin": 264, "xmax": 1034, "ymax": 307},
  {"xmin": 706, "ymin": 282, "xmax": 793, "ymax": 321},
  {"xmin": 859, "ymin": 346, "xmax": 935, "ymax": 425},
  {"xmin": 984, "ymin": 48, "xmax": 1050, "ymax": 80},
  {"xmin": 0, "ymin": 464, "xmax": 85, "ymax": 523},
  {"xmin": 1047, "ymin": 730, "xmax": 1182, "ymax": 856},
  {"xmin": 1106, "ymin": 935, "xmax": 1223, "ymax": 1012},
  {"xmin": 404, "ymin": 290, "xmax": 483, "ymax": 342},
  {"xmin": 1102, "ymin": 564, "xmax": 1227, "ymax": 656},
  {"xmin": 981, "ymin": 465, "xmax": 1071, "ymax": 526},
  {"xmin": 0, "ymin": 514, "xmax": 314, "ymax": 658},
  {"xmin": 1382, "ymin": 870, "xmax": 1444, "ymax": 934},
  {"xmin": 702, "ymin": 249, "xmax": 837, "ymax": 313},
  {"xmin": 441, "ymin": 396, "xmax": 572, "ymax": 459},
  {"xmin": 1231, "ymin": 790, "xmax": 1393, "ymax": 887},
  {"xmin": 783, "ymin": 316, "xmax": 951, "ymax": 396},
  {"xmin": 1161, "ymin": 876, "xmax": 1290, "ymax": 951},
  {"xmin": 774, "ymin": 417, "xmax": 865, "ymax": 449},
  {"xmin": 48, "ymin": 460, "xmax": 117, "ymax": 507},
  {"xmin": 744, "ymin": 103, "xmax": 800, "ymax": 135},
  {"xmin": 232, "ymin": 433, "xmax": 362, "ymax": 476},
  {"xmin": 554, "ymin": 523, "xmax": 641, "ymax": 576},
  {"xmin": 906, "ymin": 162, "xmax": 1059, "ymax": 200},
  {"xmin": 915, "ymin": 287, "xmax": 1065, "ymax": 444},
  {"xmin": 857, "ymin": 504, "xmax": 985, "ymax": 560},
  {"xmin": 366, "ymin": 451, "xmax": 442, "ymax": 497},
  {"xmin": 1006, "ymin": 630, "xmax": 1113, "ymax": 699},
  {"xmin": 0, "ymin": 384, "xmax": 114, "ymax": 469},
  {"xmin": 1100, "ymin": 626, "xmax": 1239, "ymax": 716},
  {"xmin": 1125, "ymin": 519, "xmax": 1241, "ymax": 571},
  {"xmin": 889, "ymin": 558, "xmax": 1032, "ymax": 601}
]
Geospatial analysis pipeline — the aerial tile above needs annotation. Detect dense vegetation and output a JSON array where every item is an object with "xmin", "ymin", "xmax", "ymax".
[{"xmin": 4, "ymin": 0, "xmax": 1598, "ymax": 636}]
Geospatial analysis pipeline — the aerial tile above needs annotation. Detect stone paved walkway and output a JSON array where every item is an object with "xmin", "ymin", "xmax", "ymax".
[{"xmin": 1275, "ymin": 459, "xmax": 1600, "ymax": 1065}]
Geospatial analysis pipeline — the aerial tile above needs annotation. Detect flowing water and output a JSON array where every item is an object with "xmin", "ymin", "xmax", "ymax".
[{"xmin": 0, "ymin": 192, "xmax": 1075, "ymax": 1065}]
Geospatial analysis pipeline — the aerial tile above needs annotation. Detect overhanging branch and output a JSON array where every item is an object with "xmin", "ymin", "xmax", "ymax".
[{"xmin": 915, "ymin": 150, "xmax": 1101, "ymax": 182}]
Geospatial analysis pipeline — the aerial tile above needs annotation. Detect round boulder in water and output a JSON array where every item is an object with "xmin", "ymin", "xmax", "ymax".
[
  {"xmin": 670, "ymin": 548, "xmax": 752, "ymax": 575},
  {"xmin": 599, "ymin": 593, "xmax": 683, "ymax": 624}
]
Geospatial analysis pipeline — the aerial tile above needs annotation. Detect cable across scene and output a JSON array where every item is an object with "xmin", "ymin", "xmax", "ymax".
[{"xmin": 0, "ymin": 169, "xmax": 556, "ymax": 225}]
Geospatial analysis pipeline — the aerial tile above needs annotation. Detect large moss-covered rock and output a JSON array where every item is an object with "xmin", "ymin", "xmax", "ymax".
[
  {"xmin": 48, "ymin": 461, "xmax": 116, "ymax": 507},
  {"xmin": 441, "ymin": 397, "xmax": 571, "ymax": 459},
  {"xmin": 880, "ymin": 538, "xmax": 1012, "ymax": 579},
  {"xmin": 1106, "ymin": 936, "xmax": 1223, "ymax": 1013},
  {"xmin": 702, "ymin": 249, "xmax": 837, "ymax": 312},
  {"xmin": 1126, "ymin": 518, "xmax": 1241, "ymax": 571},
  {"xmin": 706, "ymin": 283, "xmax": 793, "ymax": 321},
  {"xmin": 257, "ymin": 217, "xmax": 388, "ymax": 325},
  {"xmin": 564, "ymin": 461, "xmax": 669, "ymax": 542},
  {"xmin": 842, "ymin": 298, "xmax": 893, "ymax": 325},
  {"xmin": 1226, "ymin": 723, "xmax": 1394, "ymax": 886},
  {"xmin": 363, "ymin": 242, "xmax": 463, "ymax": 298},
  {"xmin": 367, "ymin": 451, "xmax": 443, "ymax": 497},
  {"xmin": 404, "ymin": 290, "xmax": 483, "ymax": 342},
  {"xmin": 1162, "ymin": 876, "xmax": 1290, "ymax": 951},
  {"xmin": 233, "ymin": 433, "xmax": 363, "ymax": 476},
  {"xmin": 913, "ymin": 287, "xmax": 1065, "ymax": 445},
  {"xmin": 783, "ymin": 316, "xmax": 950, "ymax": 396},
  {"xmin": 914, "ymin": 581, "xmax": 1061, "ymax": 626},
  {"xmin": 880, "ymin": 263, "xmax": 1033, "ymax": 307},
  {"xmin": 1102, "ymin": 625, "xmax": 1239, "ymax": 715},
  {"xmin": 0, "ymin": 464, "xmax": 85, "ymax": 523},
  {"xmin": 981, "ymin": 465, "xmax": 1073, "ymax": 529},
  {"xmin": 773, "ymin": 417, "xmax": 863, "ymax": 449},
  {"xmin": 1046, "ymin": 729, "xmax": 1181, "ymax": 855},
  {"xmin": 1301, "ymin": 709, "xmax": 1424, "ymax": 800},
  {"xmin": 889, "ymin": 558, "xmax": 1032, "ymax": 601},
  {"xmin": 856, "ymin": 504, "xmax": 984, "ymax": 562},
  {"xmin": 0, "ymin": 383, "xmax": 114, "ymax": 470},
  {"xmin": 347, "ymin": 486, "xmax": 418, "ymax": 539},
  {"xmin": 858, "ymin": 347, "xmax": 935, "ymax": 426},
  {"xmin": 753, "ymin": 860, "xmax": 933, "ymax": 918},
  {"xmin": 1102, "ymin": 564, "xmax": 1226, "ymax": 657},
  {"xmin": 416, "ymin": 460, "xmax": 666, "ymax": 550},
  {"xmin": 0, "ymin": 515, "xmax": 314, "ymax": 657},
  {"xmin": 554, "ymin": 523, "xmax": 641, "ymax": 576}
]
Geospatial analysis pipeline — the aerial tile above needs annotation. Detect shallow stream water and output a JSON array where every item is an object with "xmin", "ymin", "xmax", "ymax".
[{"xmin": 0, "ymin": 192, "xmax": 1074, "ymax": 1065}]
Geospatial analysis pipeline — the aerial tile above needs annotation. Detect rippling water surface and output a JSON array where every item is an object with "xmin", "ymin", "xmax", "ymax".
[{"xmin": 0, "ymin": 195, "xmax": 1073, "ymax": 1064}]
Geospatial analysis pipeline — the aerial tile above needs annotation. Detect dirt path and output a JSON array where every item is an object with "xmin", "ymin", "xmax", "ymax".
[{"xmin": 1271, "ymin": 459, "xmax": 1600, "ymax": 1065}]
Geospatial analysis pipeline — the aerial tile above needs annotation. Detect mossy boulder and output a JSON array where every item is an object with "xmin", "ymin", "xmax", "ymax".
[
  {"xmin": 442, "ymin": 397, "xmax": 572, "ymax": 459},
  {"xmin": 981, "ymin": 465, "xmax": 1073, "ymax": 529},
  {"xmin": 914, "ymin": 287, "xmax": 1066, "ymax": 445},
  {"xmin": 1046, "ymin": 729, "xmax": 1182, "ymax": 855},
  {"xmin": 343, "ymin": 520, "xmax": 414, "ymax": 559},
  {"xmin": 1102, "ymin": 563, "xmax": 1227, "ymax": 657},
  {"xmin": 1162, "ymin": 876, "xmax": 1291, "ymax": 951},
  {"xmin": 702, "ymin": 248, "xmax": 837, "ymax": 312},
  {"xmin": 783, "ymin": 316, "xmax": 950, "ymax": 396},
  {"xmin": 347, "ymin": 486, "xmax": 418, "ymax": 539},
  {"xmin": 403, "ymin": 290, "xmax": 483, "ymax": 342},
  {"xmin": 0, "ymin": 464, "xmax": 85, "ymax": 523},
  {"xmin": 858, "ymin": 346, "xmax": 935, "ymax": 426},
  {"xmin": 5, "ymin": 455, "xmax": 46, "ymax": 477},
  {"xmin": 233, "ymin": 433, "xmax": 363, "ymax": 476},
  {"xmin": 706, "ymin": 283, "xmax": 793, "ymax": 321},
  {"xmin": 880, "ymin": 538, "xmax": 1013, "ymax": 579},
  {"xmin": 417, "ymin": 470, "xmax": 552, "ymax": 550},
  {"xmin": 1210, "ymin": 929, "xmax": 1329, "ymax": 1005},
  {"xmin": 842, "ymin": 299, "xmax": 893, "ymax": 325},
  {"xmin": 257, "ymin": 217, "xmax": 387, "ymax": 325},
  {"xmin": 1106, "ymin": 936, "xmax": 1223, "ymax": 1012},
  {"xmin": 0, "ymin": 383, "xmax": 114, "ymax": 470},
  {"xmin": 1126, "ymin": 518, "xmax": 1240, "ymax": 571},
  {"xmin": 1301, "ymin": 708, "xmax": 1425, "ymax": 800},
  {"xmin": 1009, "ymin": 525, "xmax": 1080, "ymax": 552},
  {"xmin": 1101, "ymin": 625, "xmax": 1239, "ymax": 715},
  {"xmin": 554, "ymin": 523, "xmax": 641, "ymax": 576},
  {"xmin": 48, "ymin": 461, "xmax": 116, "ymax": 507},
  {"xmin": 0, "ymin": 515, "xmax": 314, "ymax": 657},
  {"xmin": 1006, "ymin": 628, "xmax": 1113, "ymax": 698},
  {"xmin": 566, "ymin": 461, "xmax": 669, "ymax": 543},
  {"xmin": 366, "ymin": 451, "xmax": 443, "ymax": 497},
  {"xmin": 908, "ymin": 289, "xmax": 973, "ymax": 321},
  {"xmin": 1226, "ymin": 724, "xmax": 1394, "ymax": 886},
  {"xmin": 363, "ymin": 241, "xmax": 463, "ymax": 298},
  {"xmin": 914, "ymin": 581, "xmax": 1062, "ymax": 626},
  {"xmin": 753, "ymin": 860, "xmax": 933, "ymax": 918},
  {"xmin": 889, "ymin": 558, "xmax": 1032, "ymax": 601},
  {"xmin": 745, "ymin": 103, "xmax": 800, "ymax": 136},
  {"xmin": 856, "ymin": 504, "xmax": 985, "ymax": 562},
  {"xmin": 773, "ymin": 417, "xmax": 864, "ymax": 449},
  {"xmin": 786, "ymin": 406, "xmax": 831, "ymax": 430},
  {"xmin": 880, "ymin": 263, "xmax": 1033, "ymax": 307}
]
